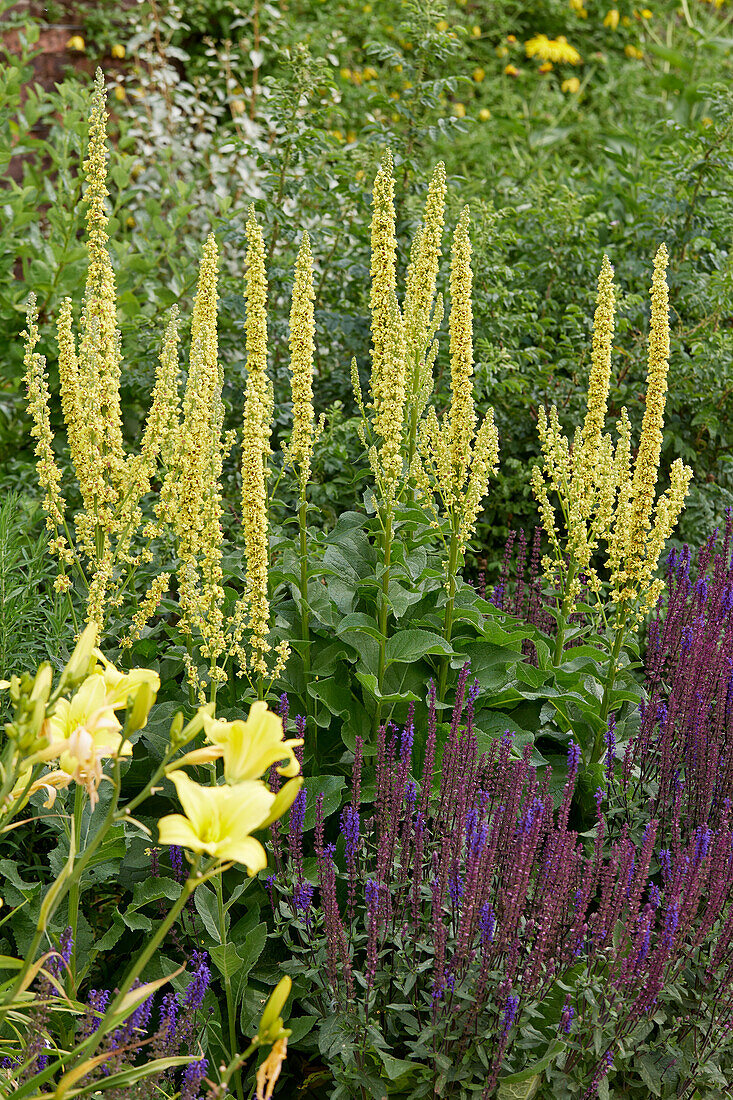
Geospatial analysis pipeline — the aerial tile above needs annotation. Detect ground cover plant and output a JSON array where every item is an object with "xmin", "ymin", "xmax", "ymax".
[{"xmin": 2, "ymin": 3, "xmax": 733, "ymax": 1096}]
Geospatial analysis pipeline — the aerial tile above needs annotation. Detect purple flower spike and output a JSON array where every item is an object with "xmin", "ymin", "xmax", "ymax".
[{"xmin": 180, "ymin": 1058, "xmax": 208, "ymax": 1100}]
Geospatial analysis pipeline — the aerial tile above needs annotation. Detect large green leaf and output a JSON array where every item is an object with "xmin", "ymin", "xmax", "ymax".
[
  {"xmin": 384, "ymin": 629, "xmax": 452, "ymax": 666},
  {"xmin": 300, "ymin": 775, "xmax": 346, "ymax": 832}
]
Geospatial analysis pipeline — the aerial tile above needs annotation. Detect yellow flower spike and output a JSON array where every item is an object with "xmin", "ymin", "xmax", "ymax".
[
  {"xmin": 287, "ymin": 232, "xmax": 316, "ymax": 490},
  {"xmin": 203, "ymin": 700, "xmax": 303, "ymax": 784},
  {"xmin": 23, "ymin": 296, "xmax": 66, "ymax": 538},
  {"xmin": 448, "ymin": 206, "xmax": 476, "ymax": 486},
  {"xmin": 628, "ymin": 244, "xmax": 670, "ymax": 568},
  {"xmin": 582, "ymin": 255, "xmax": 616, "ymax": 456},
  {"xmin": 403, "ymin": 161, "xmax": 446, "ymax": 392},
  {"xmin": 158, "ymin": 771, "xmax": 274, "ymax": 872}
]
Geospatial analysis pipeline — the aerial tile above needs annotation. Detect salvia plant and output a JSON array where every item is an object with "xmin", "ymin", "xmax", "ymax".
[
  {"xmin": 264, "ymin": 671, "xmax": 733, "ymax": 1099},
  {"xmin": 0, "ymin": 626, "xmax": 301, "ymax": 1097}
]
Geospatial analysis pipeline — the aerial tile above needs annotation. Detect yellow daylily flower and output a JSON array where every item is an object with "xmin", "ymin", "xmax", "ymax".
[
  {"xmin": 93, "ymin": 651, "xmax": 160, "ymax": 717},
  {"xmin": 158, "ymin": 771, "xmax": 275, "ymax": 873},
  {"xmin": 203, "ymin": 701, "xmax": 303, "ymax": 784},
  {"xmin": 46, "ymin": 676, "xmax": 130, "ymax": 807}
]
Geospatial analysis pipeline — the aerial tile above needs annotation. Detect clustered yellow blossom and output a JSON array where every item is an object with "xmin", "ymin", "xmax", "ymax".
[
  {"xmin": 411, "ymin": 204, "xmax": 500, "ymax": 561},
  {"xmin": 532, "ymin": 246, "xmax": 693, "ymax": 625},
  {"xmin": 158, "ymin": 235, "xmax": 230, "ymax": 698},
  {"xmin": 285, "ymin": 232, "xmax": 318, "ymax": 492},
  {"xmin": 367, "ymin": 151, "xmax": 406, "ymax": 500},
  {"xmin": 159, "ymin": 701, "xmax": 303, "ymax": 873},
  {"xmin": 525, "ymin": 34, "xmax": 582, "ymax": 65}
]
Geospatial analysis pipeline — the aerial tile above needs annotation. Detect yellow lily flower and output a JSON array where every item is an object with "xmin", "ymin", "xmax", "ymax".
[
  {"xmin": 46, "ymin": 675, "xmax": 130, "ymax": 807},
  {"xmin": 203, "ymin": 701, "xmax": 302, "ymax": 784},
  {"xmin": 93, "ymin": 651, "xmax": 160, "ymax": 719},
  {"xmin": 158, "ymin": 770, "xmax": 275, "ymax": 873}
]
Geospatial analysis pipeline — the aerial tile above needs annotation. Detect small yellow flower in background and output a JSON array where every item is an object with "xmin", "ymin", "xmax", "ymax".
[
  {"xmin": 111, "ymin": 44, "xmax": 126, "ymax": 59},
  {"xmin": 362, "ymin": 2, "xmax": 372, "ymax": 11},
  {"xmin": 453, "ymin": 102, "xmax": 466, "ymax": 117},
  {"xmin": 126, "ymin": 215, "xmax": 135, "ymax": 228},
  {"xmin": 641, "ymin": 7, "xmax": 653, "ymax": 15},
  {"xmin": 331, "ymin": 128, "xmax": 344, "ymax": 142},
  {"xmin": 622, "ymin": 14, "xmax": 632, "ymax": 24},
  {"xmin": 390, "ymin": 91, "xmax": 400, "ymax": 100},
  {"xmin": 402, "ymin": 79, "xmax": 413, "ymax": 89},
  {"xmin": 66, "ymin": 35, "xmax": 85, "ymax": 51},
  {"xmin": 603, "ymin": 8, "xmax": 620, "ymax": 28},
  {"xmin": 562, "ymin": 76, "xmax": 581, "ymax": 92},
  {"xmin": 625, "ymin": 44, "xmax": 644, "ymax": 58},
  {"xmin": 472, "ymin": 67, "xmax": 485, "ymax": 82},
  {"xmin": 479, "ymin": 107, "xmax": 492, "ymax": 121},
  {"xmin": 504, "ymin": 64, "xmax": 520, "ymax": 76},
  {"xmin": 526, "ymin": 34, "xmax": 582, "ymax": 65},
  {"xmin": 356, "ymin": 168, "xmax": 365, "ymax": 180},
  {"xmin": 346, "ymin": 129, "xmax": 356, "ymax": 143},
  {"xmin": 340, "ymin": 67, "xmax": 352, "ymax": 81},
  {"xmin": 507, "ymin": 34, "xmax": 517, "ymax": 43},
  {"xmin": 114, "ymin": 85, "xmax": 126, "ymax": 101},
  {"xmin": 362, "ymin": 66, "xmax": 378, "ymax": 81},
  {"xmin": 471, "ymin": 24, "xmax": 481, "ymax": 36},
  {"xmin": 231, "ymin": 99, "xmax": 246, "ymax": 115},
  {"xmin": 394, "ymin": 62, "xmax": 403, "ymax": 72},
  {"xmin": 436, "ymin": 19, "xmax": 449, "ymax": 31},
  {"xmin": 203, "ymin": 701, "xmax": 303, "ymax": 784},
  {"xmin": 570, "ymin": 0, "xmax": 588, "ymax": 16},
  {"xmin": 702, "ymin": 116, "xmax": 713, "ymax": 127},
  {"xmin": 539, "ymin": 61, "xmax": 554, "ymax": 72},
  {"xmin": 496, "ymin": 45, "xmax": 509, "ymax": 57},
  {"xmin": 158, "ymin": 771, "xmax": 274, "ymax": 873}
]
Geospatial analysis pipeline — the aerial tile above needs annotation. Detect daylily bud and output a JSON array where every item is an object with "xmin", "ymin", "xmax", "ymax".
[
  {"xmin": 30, "ymin": 664, "xmax": 53, "ymax": 704},
  {"xmin": 180, "ymin": 703, "xmax": 215, "ymax": 743},
  {"xmin": 59, "ymin": 623, "xmax": 98, "ymax": 691},
  {"xmin": 128, "ymin": 680, "xmax": 155, "ymax": 732},
  {"xmin": 258, "ymin": 976, "xmax": 292, "ymax": 1041},
  {"xmin": 169, "ymin": 710, "xmax": 185, "ymax": 745},
  {"xmin": 259, "ymin": 776, "xmax": 303, "ymax": 829}
]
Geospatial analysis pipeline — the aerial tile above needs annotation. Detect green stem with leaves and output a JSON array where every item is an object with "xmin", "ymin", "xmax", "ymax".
[
  {"xmin": 298, "ymin": 492, "xmax": 313, "ymax": 755},
  {"xmin": 66, "ymin": 782, "xmax": 85, "ymax": 989},
  {"xmin": 553, "ymin": 560, "xmax": 579, "ymax": 666},
  {"xmin": 215, "ymin": 871, "xmax": 245, "ymax": 1100},
  {"xmin": 590, "ymin": 609, "xmax": 628, "ymax": 765},
  {"xmin": 438, "ymin": 515, "xmax": 460, "ymax": 701},
  {"xmin": 374, "ymin": 503, "xmax": 394, "ymax": 734}
]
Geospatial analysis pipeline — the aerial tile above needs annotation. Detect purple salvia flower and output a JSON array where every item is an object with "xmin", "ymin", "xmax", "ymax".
[
  {"xmin": 180, "ymin": 1058, "xmax": 208, "ymax": 1100},
  {"xmin": 560, "ymin": 996, "xmax": 575, "ymax": 1034},
  {"xmin": 293, "ymin": 880, "xmax": 314, "ymax": 913},
  {"xmin": 340, "ymin": 805, "xmax": 360, "ymax": 863},
  {"xmin": 183, "ymin": 951, "xmax": 211, "ymax": 1012},
  {"xmin": 169, "ymin": 845, "xmax": 185, "ymax": 884},
  {"xmin": 479, "ymin": 902, "xmax": 495, "ymax": 947},
  {"xmin": 501, "ymin": 993, "xmax": 519, "ymax": 1035}
]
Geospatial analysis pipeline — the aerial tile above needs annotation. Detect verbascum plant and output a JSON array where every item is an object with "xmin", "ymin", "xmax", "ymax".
[
  {"xmin": 412, "ymin": 207, "xmax": 500, "ymax": 696},
  {"xmin": 23, "ymin": 71, "xmax": 173, "ymax": 632},
  {"xmin": 230, "ymin": 207, "xmax": 289, "ymax": 693},
  {"xmin": 530, "ymin": 245, "xmax": 693, "ymax": 761},
  {"xmin": 156, "ymin": 235, "xmax": 233, "ymax": 700}
]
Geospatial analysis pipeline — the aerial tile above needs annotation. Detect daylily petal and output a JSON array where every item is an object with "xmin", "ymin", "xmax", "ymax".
[
  {"xmin": 157, "ymin": 813, "xmax": 206, "ymax": 852},
  {"xmin": 167, "ymin": 771, "xmax": 220, "ymax": 839},
  {"xmin": 212, "ymin": 835, "xmax": 267, "ymax": 875}
]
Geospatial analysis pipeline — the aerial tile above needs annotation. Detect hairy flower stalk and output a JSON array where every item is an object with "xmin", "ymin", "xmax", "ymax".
[
  {"xmin": 24, "ymin": 70, "xmax": 174, "ymax": 632},
  {"xmin": 230, "ymin": 207, "xmax": 289, "ymax": 693},
  {"xmin": 158, "ymin": 236, "xmax": 229, "ymax": 701},
  {"xmin": 403, "ymin": 161, "xmax": 447, "ymax": 476},
  {"xmin": 412, "ymin": 208, "xmax": 499, "ymax": 698},
  {"xmin": 284, "ymin": 232, "xmax": 320, "ymax": 740}
]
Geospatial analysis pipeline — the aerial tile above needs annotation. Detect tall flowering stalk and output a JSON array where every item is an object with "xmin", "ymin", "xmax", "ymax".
[
  {"xmin": 230, "ymin": 207, "xmax": 289, "ymax": 697},
  {"xmin": 282, "ymin": 233, "xmax": 321, "ymax": 737},
  {"xmin": 412, "ymin": 208, "xmax": 500, "ymax": 698},
  {"xmin": 531, "ymin": 247, "xmax": 693, "ymax": 763},
  {"xmin": 23, "ymin": 70, "xmax": 173, "ymax": 632}
]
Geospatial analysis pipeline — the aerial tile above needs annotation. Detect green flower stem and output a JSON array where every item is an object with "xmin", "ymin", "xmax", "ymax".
[
  {"xmin": 552, "ymin": 560, "xmax": 579, "ymax": 666},
  {"xmin": 66, "ymin": 782, "xmax": 85, "ymax": 989},
  {"xmin": 374, "ymin": 503, "xmax": 394, "ymax": 735},
  {"xmin": 215, "ymin": 871, "xmax": 245, "ymax": 1100},
  {"xmin": 298, "ymin": 492, "xmax": 314, "ymax": 757},
  {"xmin": 590, "ymin": 609, "xmax": 628, "ymax": 765},
  {"xmin": 438, "ymin": 515, "xmax": 461, "ymax": 702}
]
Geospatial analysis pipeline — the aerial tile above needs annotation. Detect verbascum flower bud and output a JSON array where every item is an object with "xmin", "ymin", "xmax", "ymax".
[
  {"xmin": 582, "ymin": 255, "xmax": 615, "ymax": 456},
  {"xmin": 403, "ymin": 161, "xmax": 446, "ymax": 367}
]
